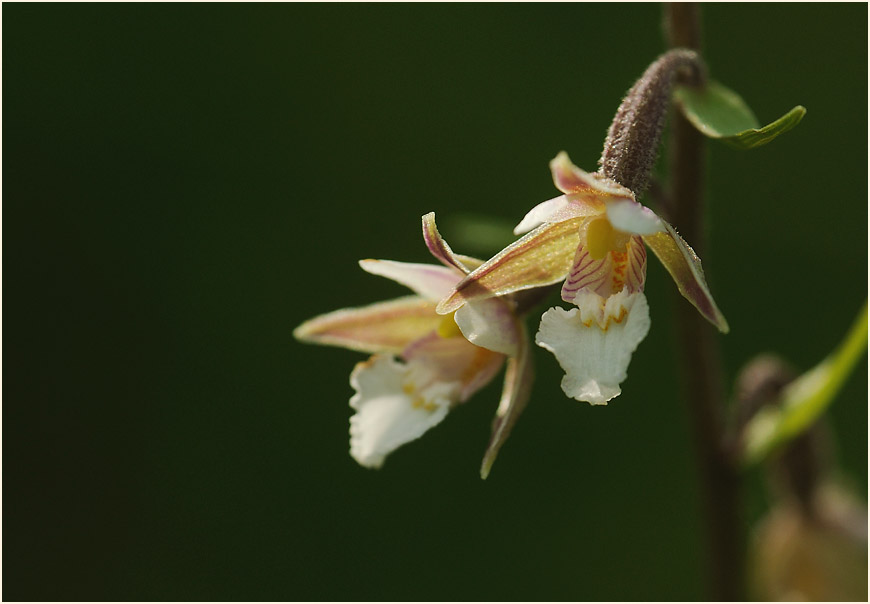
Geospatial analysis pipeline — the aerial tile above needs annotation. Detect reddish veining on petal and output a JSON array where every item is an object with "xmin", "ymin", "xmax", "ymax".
[
  {"xmin": 561, "ymin": 233, "xmax": 647, "ymax": 303},
  {"xmin": 561, "ymin": 247, "xmax": 612, "ymax": 302},
  {"xmin": 626, "ymin": 237, "xmax": 647, "ymax": 294},
  {"xmin": 612, "ymin": 236, "xmax": 648, "ymax": 295}
]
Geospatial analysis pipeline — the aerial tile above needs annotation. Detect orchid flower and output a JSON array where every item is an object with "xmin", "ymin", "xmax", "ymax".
[
  {"xmin": 437, "ymin": 152, "xmax": 728, "ymax": 405},
  {"xmin": 294, "ymin": 214, "xmax": 532, "ymax": 477}
]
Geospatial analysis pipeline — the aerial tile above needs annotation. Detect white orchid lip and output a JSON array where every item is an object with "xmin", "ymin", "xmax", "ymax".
[
  {"xmin": 349, "ymin": 355, "xmax": 452, "ymax": 468},
  {"xmin": 536, "ymin": 290, "xmax": 651, "ymax": 405}
]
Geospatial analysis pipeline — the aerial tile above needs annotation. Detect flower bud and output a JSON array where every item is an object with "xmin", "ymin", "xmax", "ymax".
[
  {"xmin": 750, "ymin": 484, "xmax": 868, "ymax": 601},
  {"xmin": 599, "ymin": 49, "xmax": 705, "ymax": 195}
]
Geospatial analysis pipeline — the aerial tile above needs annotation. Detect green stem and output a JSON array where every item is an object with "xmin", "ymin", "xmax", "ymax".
[{"xmin": 663, "ymin": 4, "xmax": 745, "ymax": 600}]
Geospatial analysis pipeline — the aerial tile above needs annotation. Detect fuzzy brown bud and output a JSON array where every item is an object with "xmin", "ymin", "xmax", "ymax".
[{"xmin": 599, "ymin": 49, "xmax": 705, "ymax": 196}]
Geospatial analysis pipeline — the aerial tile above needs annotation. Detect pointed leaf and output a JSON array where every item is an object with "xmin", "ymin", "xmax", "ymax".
[
  {"xmin": 437, "ymin": 217, "xmax": 584, "ymax": 315},
  {"xmin": 643, "ymin": 223, "xmax": 729, "ymax": 333},
  {"xmin": 719, "ymin": 106, "xmax": 805, "ymax": 150},
  {"xmin": 481, "ymin": 319, "xmax": 534, "ymax": 479},
  {"xmin": 742, "ymin": 302, "xmax": 868, "ymax": 466},
  {"xmin": 674, "ymin": 80, "xmax": 805, "ymax": 149},
  {"xmin": 294, "ymin": 296, "xmax": 441, "ymax": 354}
]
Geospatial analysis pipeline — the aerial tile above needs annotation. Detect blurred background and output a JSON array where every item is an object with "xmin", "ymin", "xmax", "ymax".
[{"xmin": 4, "ymin": 3, "xmax": 866, "ymax": 600}]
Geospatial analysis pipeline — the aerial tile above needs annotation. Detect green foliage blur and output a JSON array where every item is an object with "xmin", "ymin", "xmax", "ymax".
[{"xmin": 4, "ymin": 3, "xmax": 866, "ymax": 600}]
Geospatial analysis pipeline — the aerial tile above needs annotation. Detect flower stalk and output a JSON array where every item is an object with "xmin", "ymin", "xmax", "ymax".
[{"xmin": 664, "ymin": 3, "xmax": 744, "ymax": 600}]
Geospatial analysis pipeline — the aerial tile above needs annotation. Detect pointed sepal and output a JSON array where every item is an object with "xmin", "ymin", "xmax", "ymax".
[
  {"xmin": 421, "ymin": 212, "xmax": 483, "ymax": 274},
  {"xmin": 294, "ymin": 296, "xmax": 442, "ymax": 354},
  {"xmin": 436, "ymin": 217, "xmax": 584, "ymax": 315},
  {"xmin": 359, "ymin": 259, "xmax": 461, "ymax": 302},
  {"xmin": 642, "ymin": 223, "xmax": 729, "ymax": 333},
  {"xmin": 550, "ymin": 151, "xmax": 634, "ymax": 199},
  {"xmin": 480, "ymin": 318, "xmax": 534, "ymax": 479}
]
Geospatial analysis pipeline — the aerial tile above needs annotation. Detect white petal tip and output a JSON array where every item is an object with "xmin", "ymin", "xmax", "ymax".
[{"xmin": 562, "ymin": 378, "xmax": 620, "ymax": 405}]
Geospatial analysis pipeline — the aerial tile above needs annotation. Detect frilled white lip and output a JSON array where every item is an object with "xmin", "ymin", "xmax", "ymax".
[
  {"xmin": 536, "ymin": 290, "xmax": 651, "ymax": 405},
  {"xmin": 295, "ymin": 229, "xmax": 535, "ymax": 477},
  {"xmin": 349, "ymin": 355, "xmax": 453, "ymax": 468}
]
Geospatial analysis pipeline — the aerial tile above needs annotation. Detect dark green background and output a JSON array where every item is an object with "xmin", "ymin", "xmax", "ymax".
[{"xmin": 4, "ymin": 4, "xmax": 867, "ymax": 601}]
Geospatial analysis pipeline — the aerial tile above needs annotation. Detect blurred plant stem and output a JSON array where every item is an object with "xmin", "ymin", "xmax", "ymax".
[{"xmin": 664, "ymin": 4, "xmax": 744, "ymax": 600}]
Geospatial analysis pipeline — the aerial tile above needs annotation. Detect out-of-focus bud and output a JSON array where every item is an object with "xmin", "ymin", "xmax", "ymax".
[
  {"xmin": 736, "ymin": 354, "xmax": 868, "ymax": 601},
  {"xmin": 750, "ymin": 483, "xmax": 868, "ymax": 601}
]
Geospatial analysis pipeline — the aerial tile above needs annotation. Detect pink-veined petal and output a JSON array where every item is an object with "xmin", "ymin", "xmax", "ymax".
[
  {"xmin": 513, "ymin": 195, "xmax": 602, "ymax": 235},
  {"xmin": 561, "ymin": 227, "xmax": 613, "ymax": 301},
  {"xmin": 480, "ymin": 318, "xmax": 534, "ymax": 479},
  {"xmin": 294, "ymin": 296, "xmax": 440, "ymax": 354},
  {"xmin": 359, "ymin": 259, "xmax": 461, "ymax": 301},
  {"xmin": 436, "ymin": 217, "xmax": 585, "ymax": 315},
  {"xmin": 643, "ymin": 223, "xmax": 729, "ymax": 333},
  {"xmin": 550, "ymin": 151, "xmax": 635, "ymax": 199},
  {"xmin": 421, "ymin": 212, "xmax": 483, "ymax": 274},
  {"xmin": 402, "ymin": 332, "xmax": 504, "ymax": 402},
  {"xmin": 454, "ymin": 297, "xmax": 519, "ymax": 356},
  {"xmin": 560, "ymin": 228, "xmax": 647, "ymax": 302},
  {"xmin": 623, "ymin": 236, "xmax": 648, "ymax": 294},
  {"xmin": 606, "ymin": 198, "xmax": 666, "ymax": 235}
]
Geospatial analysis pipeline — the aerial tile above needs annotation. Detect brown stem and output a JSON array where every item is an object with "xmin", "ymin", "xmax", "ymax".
[{"xmin": 664, "ymin": 3, "xmax": 744, "ymax": 600}]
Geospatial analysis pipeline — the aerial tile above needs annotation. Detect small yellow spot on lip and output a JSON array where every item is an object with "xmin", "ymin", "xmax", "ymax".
[
  {"xmin": 402, "ymin": 383, "xmax": 415, "ymax": 395},
  {"xmin": 436, "ymin": 312, "xmax": 463, "ymax": 338}
]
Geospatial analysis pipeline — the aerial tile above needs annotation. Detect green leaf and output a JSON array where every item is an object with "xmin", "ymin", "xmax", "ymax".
[
  {"xmin": 674, "ymin": 80, "xmax": 805, "ymax": 149},
  {"xmin": 742, "ymin": 302, "xmax": 868, "ymax": 466}
]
